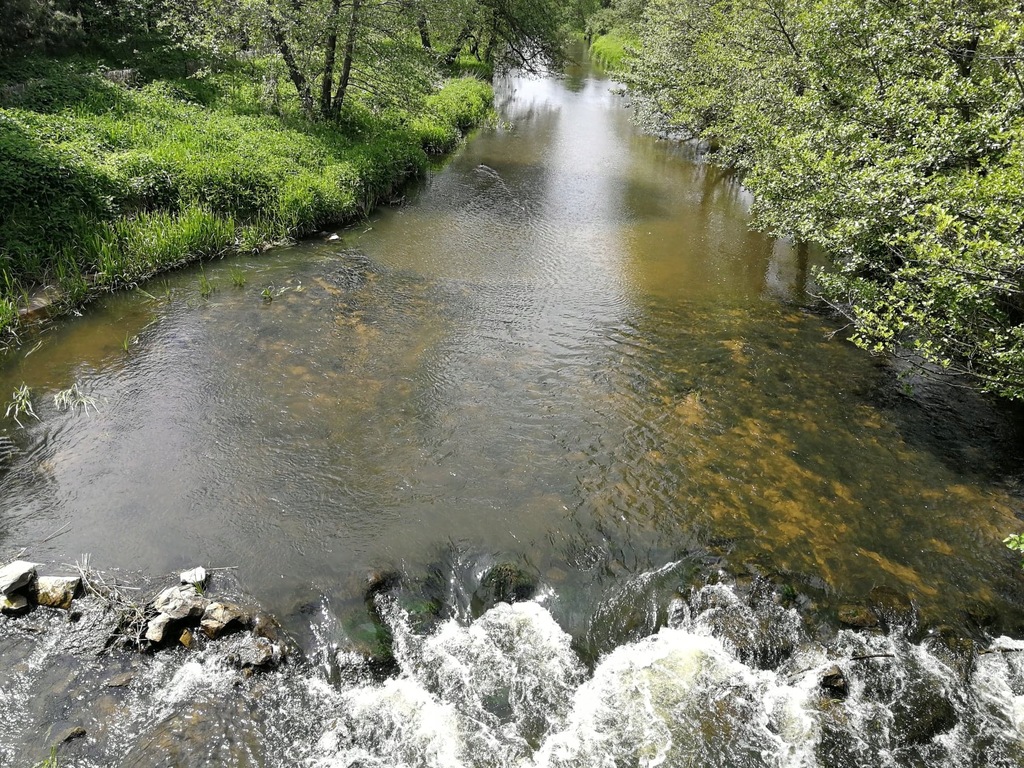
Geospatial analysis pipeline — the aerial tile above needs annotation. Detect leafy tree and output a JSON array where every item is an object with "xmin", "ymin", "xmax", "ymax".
[
  {"xmin": 419, "ymin": 0, "xmax": 571, "ymax": 71},
  {"xmin": 626, "ymin": 0, "xmax": 1024, "ymax": 399}
]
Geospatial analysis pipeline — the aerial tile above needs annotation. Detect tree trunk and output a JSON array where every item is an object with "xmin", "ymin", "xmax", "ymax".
[
  {"xmin": 270, "ymin": 18, "xmax": 314, "ymax": 118},
  {"xmin": 332, "ymin": 0, "xmax": 362, "ymax": 118},
  {"xmin": 442, "ymin": 24, "xmax": 472, "ymax": 66},
  {"xmin": 321, "ymin": 0, "xmax": 342, "ymax": 118},
  {"xmin": 417, "ymin": 13, "xmax": 432, "ymax": 49}
]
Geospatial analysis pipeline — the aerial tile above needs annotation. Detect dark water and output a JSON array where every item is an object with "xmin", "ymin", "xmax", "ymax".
[{"xmin": 2, "ymin": 52, "xmax": 1024, "ymax": 767}]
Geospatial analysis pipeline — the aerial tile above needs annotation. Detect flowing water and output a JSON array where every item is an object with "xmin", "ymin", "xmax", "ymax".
[{"xmin": 2, "ymin": 52, "xmax": 1024, "ymax": 766}]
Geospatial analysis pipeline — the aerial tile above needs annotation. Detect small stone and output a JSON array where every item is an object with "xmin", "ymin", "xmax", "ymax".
[
  {"xmin": 106, "ymin": 671, "xmax": 135, "ymax": 688},
  {"xmin": 47, "ymin": 723, "xmax": 86, "ymax": 746},
  {"xmin": 228, "ymin": 635, "xmax": 279, "ymax": 671},
  {"xmin": 145, "ymin": 614, "xmax": 174, "ymax": 644},
  {"xmin": 838, "ymin": 603, "xmax": 879, "ymax": 628},
  {"xmin": 1, "ymin": 593, "xmax": 29, "ymax": 615},
  {"xmin": 820, "ymin": 665, "xmax": 848, "ymax": 699},
  {"xmin": 36, "ymin": 576, "xmax": 81, "ymax": 610},
  {"xmin": 868, "ymin": 586, "xmax": 914, "ymax": 626},
  {"xmin": 328, "ymin": 234, "xmax": 340, "ymax": 241},
  {"xmin": 179, "ymin": 628, "xmax": 194, "ymax": 648},
  {"xmin": 179, "ymin": 567, "xmax": 208, "ymax": 588},
  {"xmin": 201, "ymin": 601, "xmax": 247, "ymax": 639},
  {"xmin": 153, "ymin": 584, "xmax": 209, "ymax": 620},
  {"xmin": 0, "ymin": 560, "xmax": 39, "ymax": 595}
]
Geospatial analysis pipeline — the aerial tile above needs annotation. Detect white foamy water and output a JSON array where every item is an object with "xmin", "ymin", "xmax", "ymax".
[{"xmin": 3, "ymin": 581, "xmax": 1023, "ymax": 766}]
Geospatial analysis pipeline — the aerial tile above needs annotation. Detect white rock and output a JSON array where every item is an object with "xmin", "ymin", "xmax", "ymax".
[
  {"xmin": 145, "ymin": 613, "xmax": 173, "ymax": 643},
  {"xmin": 179, "ymin": 567, "xmax": 208, "ymax": 588},
  {"xmin": 0, "ymin": 560, "xmax": 40, "ymax": 596}
]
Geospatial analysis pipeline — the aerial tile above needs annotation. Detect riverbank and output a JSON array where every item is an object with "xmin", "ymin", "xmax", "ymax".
[
  {"xmin": 0, "ymin": 59, "xmax": 493, "ymax": 343},
  {"xmin": 587, "ymin": 29, "xmax": 635, "ymax": 70}
]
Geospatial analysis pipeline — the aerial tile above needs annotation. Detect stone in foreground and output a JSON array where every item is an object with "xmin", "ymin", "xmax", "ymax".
[
  {"xmin": 1, "ymin": 593, "xmax": 30, "ymax": 614},
  {"xmin": 145, "ymin": 614, "xmax": 174, "ymax": 644},
  {"xmin": 36, "ymin": 575, "xmax": 82, "ymax": 610},
  {"xmin": 0, "ymin": 560, "xmax": 40, "ymax": 595},
  {"xmin": 201, "ymin": 601, "xmax": 248, "ymax": 639},
  {"xmin": 153, "ymin": 584, "xmax": 209, "ymax": 620}
]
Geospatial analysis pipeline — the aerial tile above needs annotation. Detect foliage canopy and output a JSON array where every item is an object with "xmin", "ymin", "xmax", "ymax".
[{"xmin": 625, "ymin": 0, "xmax": 1024, "ymax": 399}]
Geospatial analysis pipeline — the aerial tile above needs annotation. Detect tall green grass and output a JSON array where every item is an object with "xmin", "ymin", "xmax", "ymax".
[
  {"xmin": 589, "ymin": 30, "xmax": 637, "ymax": 71},
  {"xmin": 0, "ymin": 66, "xmax": 493, "ymax": 341}
]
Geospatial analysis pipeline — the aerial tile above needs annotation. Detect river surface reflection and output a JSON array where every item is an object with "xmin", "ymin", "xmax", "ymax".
[{"xmin": 1, "ymin": 55, "xmax": 1023, "ymax": 636}]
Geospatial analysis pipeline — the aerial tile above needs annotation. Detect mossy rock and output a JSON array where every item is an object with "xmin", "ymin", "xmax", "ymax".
[{"xmin": 473, "ymin": 562, "xmax": 536, "ymax": 616}]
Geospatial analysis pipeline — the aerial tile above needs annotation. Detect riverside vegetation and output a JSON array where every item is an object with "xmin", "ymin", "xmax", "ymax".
[
  {"xmin": 590, "ymin": 0, "xmax": 1024, "ymax": 403},
  {"xmin": 1, "ymin": 0, "xmax": 599, "ymax": 344}
]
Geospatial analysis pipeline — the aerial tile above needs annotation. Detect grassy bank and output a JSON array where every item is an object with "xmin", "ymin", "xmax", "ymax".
[
  {"xmin": 589, "ymin": 29, "xmax": 636, "ymax": 70},
  {"xmin": 0, "ymin": 61, "xmax": 492, "ymax": 341}
]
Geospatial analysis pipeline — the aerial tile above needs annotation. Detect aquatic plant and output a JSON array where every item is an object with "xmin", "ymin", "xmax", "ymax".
[
  {"xmin": 229, "ymin": 266, "xmax": 247, "ymax": 287},
  {"xmin": 261, "ymin": 286, "xmax": 274, "ymax": 302},
  {"xmin": 198, "ymin": 267, "xmax": 214, "ymax": 298},
  {"xmin": 5, "ymin": 384, "xmax": 38, "ymax": 427},
  {"xmin": 1004, "ymin": 534, "xmax": 1024, "ymax": 569},
  {"xmin": 53, "ymin": 383, "xmax": 98, "ymax": 415}
]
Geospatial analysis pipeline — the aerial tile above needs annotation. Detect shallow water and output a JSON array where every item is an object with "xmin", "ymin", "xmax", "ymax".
[{"xmin": 1, "ymin": 50, "xmax": 1024, "ymax": 767}]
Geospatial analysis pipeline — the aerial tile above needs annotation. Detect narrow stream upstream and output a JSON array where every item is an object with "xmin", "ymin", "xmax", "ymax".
[{"xmin": 1, "ymin": 51, "xmax": 1024, "ymax": 767}]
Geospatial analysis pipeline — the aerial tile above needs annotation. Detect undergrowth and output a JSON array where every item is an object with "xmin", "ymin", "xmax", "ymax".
[
  {"xmin": 589, "ymin": 30, "xmax": 636, "ymax": 70},
  {"xmin": 0, "ymin": 61, "xmax": 493, "ymax": 342}
]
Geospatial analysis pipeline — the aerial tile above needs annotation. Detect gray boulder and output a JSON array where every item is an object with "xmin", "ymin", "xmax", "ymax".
[
  {"xmin": 0, "ymin": 560, "xmax": 39, "ymax": 595},
  {"xmin": 201, "ymin": 601, "xmax": 248, "ymax": 639},
  {"xmin": 153, "ymin": 584, "xmax": 209, "ymax": 620}
]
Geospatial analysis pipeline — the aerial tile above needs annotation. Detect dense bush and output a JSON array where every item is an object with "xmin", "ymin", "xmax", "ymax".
[{"xmin": 626, "ymin": 0, "xmax": 1024, "ymax": 400}]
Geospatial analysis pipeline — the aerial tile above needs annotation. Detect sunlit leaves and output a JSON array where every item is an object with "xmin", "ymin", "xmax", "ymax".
[{"xmin": 626, "ymin": 0, "xmax": 1024, "ymax": 398}]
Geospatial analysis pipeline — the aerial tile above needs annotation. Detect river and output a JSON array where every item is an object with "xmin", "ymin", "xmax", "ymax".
[{"xmin": 1, "ymin": 51, "xmax": 1023, "ymax": 767}]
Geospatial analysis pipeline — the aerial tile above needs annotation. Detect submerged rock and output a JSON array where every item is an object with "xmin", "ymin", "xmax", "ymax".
[
  {"xmin": 105, "ymin": 671, "xmax": 135, "ymax": 688},
  {"xmin": 0, "ymin": 560, "xmax": 39, "ymax": 595},
  {"xmin": 837, "ymin": 603, "xmax": 879, "ymax": 629},
  {"xmin": 226, "ymin": 634, "xmax": 281, "ymax": 672},
  {"xmin": 868, "ymin": 586, "xmax": 915, "ymax": 627},
  {"xmin": 820, "ymin": 665, "xmax": 848, "ymax": 699},
  {"xmin": 891, "ymin": 677, "xmax": 959, "ymax": 744},
  {"xmin": 153, "ymin": 584, "xmax": 209, "ymax": 620},
  {"xmin": 46, "ymin": 723, "xmax": 86, "ymax": 747},
  {"xmin": 250, "ymin": 611, "xmax": 283, "ymax": 643},
  {"xmin": 475, "ymin": 562, "xmax": 536, "ymax": 614},
  {"xmin": 36, "ymin": 575, "xmax": 81, "ymax": 610}
]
